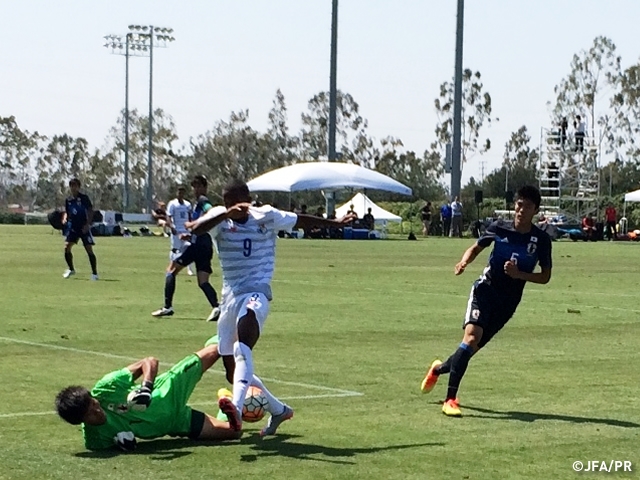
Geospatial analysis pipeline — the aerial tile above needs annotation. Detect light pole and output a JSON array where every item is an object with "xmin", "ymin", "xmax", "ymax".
[
  {"xmin": 129, "ymin": 25, "xmax": 175, "ymax": 213},
  {"xmin": 104, "ymin": 26, "xmax": 174, "ymax": 213},
  {"xmin": 104, "ymin": 31, "xmax": 153, "ymax": 211},
  {"xmin": 451, "ymin": 0, "xmax": 465, "ymax": 199},
  {"xmin": 326, "ymin": 0, "xmax": 339, "ymax": 217}
]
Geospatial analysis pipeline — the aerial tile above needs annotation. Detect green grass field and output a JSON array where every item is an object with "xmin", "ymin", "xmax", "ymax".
[{"xmin": 1, "ymin": 225, "xmax": 639, "ymax": 479}]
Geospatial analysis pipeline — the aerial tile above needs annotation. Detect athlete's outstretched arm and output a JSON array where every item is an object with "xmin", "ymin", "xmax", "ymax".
[
  {"xmin": 190, "ymin": 204, "xmax": 250, "ymax": 236},
  {"xmin": 504, "ymin": 264, "xmax": 552, "ymax": 284},
  {"xmin": 126, "ymin": 357, "xmax": 159, "ymax": 385},
  {"xmin": 454, "ymin": 243, "xmax": 485, "ymax": 275}
]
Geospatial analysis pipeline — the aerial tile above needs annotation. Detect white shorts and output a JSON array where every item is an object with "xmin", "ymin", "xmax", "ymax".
[
  {"xmin": 217, "ymin": 292, "xmax": 270, "ymax": 356},
  {"xmin": 170, "ymin": 236, "xmax": 191, "ymax": 262}
]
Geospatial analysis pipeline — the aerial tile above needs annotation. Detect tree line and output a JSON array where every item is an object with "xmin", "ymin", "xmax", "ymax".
[{"xmin": 2, "ymin": 36, "xmax": 640, "ymax": 223}]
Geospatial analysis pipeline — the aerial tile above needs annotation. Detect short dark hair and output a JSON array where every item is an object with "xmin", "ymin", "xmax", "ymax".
[
  {"xmin": 191, "ymin": 175, "xmax": 208, "ymax": 188},
  {"xmin": 177, "ymin": 184, "xmax": 187, "ymax": 191},
  {"xmin": 69, "ymin": 178, "xmax": 81, "ymax": 187},
  {"xmin": 516, "ymin": 185, "xmax": 541, "ymax": 209},
  {"xmin": 55, "ymin": 386, "xmax": 92, "ymax": 425},
  {"xmin": 223, "ymin": 178, "xmax": 249, "ymax": 197}
]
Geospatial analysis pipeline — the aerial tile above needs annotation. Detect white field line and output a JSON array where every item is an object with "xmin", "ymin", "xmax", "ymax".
[
  {"xmin": 0, "ymin": 336, "xmax": 363, "ymax": 401},
  {"xmin": 0, "ymin": 393, "xmax": 361, "ymax": 420}
]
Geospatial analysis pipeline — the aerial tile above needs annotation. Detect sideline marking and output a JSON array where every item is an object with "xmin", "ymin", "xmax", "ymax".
[
  {"xmin": 0, "ymin": 393, "xmax": 361, "ymax": 420},
  {"xmin": 0, "ymin": 336, "xmax": 363, "ymax": 420}
]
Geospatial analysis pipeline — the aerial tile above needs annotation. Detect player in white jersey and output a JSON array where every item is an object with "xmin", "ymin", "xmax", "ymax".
[
  {"xmin": 166, "ymin": 186, "xmax": 194, "ymax": 276},
  {"xmin": 191, "ymin": 178, "xmax": 355, "ymax": 435}
]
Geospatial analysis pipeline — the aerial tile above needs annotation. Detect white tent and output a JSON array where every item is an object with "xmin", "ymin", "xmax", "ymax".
[
  {"xmin": 624, "ymin": 188, "xmax": 640, "ymax": 202},
  {"xmin": 335, "ymin": 193, "xmax": 402, "ymax": 224},
  {"xmin": 247, "ymin": 162, "xmax": 412, "ymax": 195},
  {"xmin": 622, "ymin": 188, "xmax": 640, "ymax": 227}
]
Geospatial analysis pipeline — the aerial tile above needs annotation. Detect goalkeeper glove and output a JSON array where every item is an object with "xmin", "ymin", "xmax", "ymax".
[
  {"xmin": 127, "ymin": 381, "xmax": 153, "ymax": 411},
  {"xmin": 114, "ymin": 431, "xmax": 137, "ymax": 452}
]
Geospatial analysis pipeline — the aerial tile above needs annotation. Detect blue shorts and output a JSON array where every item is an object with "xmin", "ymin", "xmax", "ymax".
[
  {"xmin": 175, "ymin": 237, "xmax": 212, "ymax": 274},
  {"xmin": 65, "ymin": 228, "xmax": 95, "ymax": 246},
  {"xmin": 462, "ymin": 280, "xmax": 518, "ymax": 349}
]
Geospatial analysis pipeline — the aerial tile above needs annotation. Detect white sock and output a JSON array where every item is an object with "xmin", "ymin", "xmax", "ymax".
[
  {"xmin": 187, "ymin": 264, "xmax": 194, "ymax": 274},
  {"xmin": 251, "ymin": 374, "xmax": 285, "ymax": 415},
  {"xmin": 232, "ymin": 342, "xmax": 253, "ymax": 415}
]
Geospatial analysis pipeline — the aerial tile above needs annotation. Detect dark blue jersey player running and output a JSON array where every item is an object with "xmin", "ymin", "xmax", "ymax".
[
  {"xmin": 420, "ymin": 185, "xmax": 553, "ymax": 417},
  {"xmin": 62, "ymin": 178, "xmax": 98, "ymax": 280},
  {"xmin": 151, "ymin": 175, "xmax": 220, "ymax": 322}
]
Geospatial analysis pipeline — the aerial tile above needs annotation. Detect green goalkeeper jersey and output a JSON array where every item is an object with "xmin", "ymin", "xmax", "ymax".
[{"xmin": 83, "ymin": 354, "xmax": 202, "ymax": 450}]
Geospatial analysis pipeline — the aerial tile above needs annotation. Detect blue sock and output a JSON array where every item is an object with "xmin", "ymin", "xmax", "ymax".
[
  {"xmin": 164, "ymin": 272, "xmax": 176, "ymax": 309},
  {"xmin": 199, "ymin": 282, "xmax": 219, "ymax": 308},
  {"xmin": 446, "ymin": 343, "xmax": 474, "ymax": 400}
]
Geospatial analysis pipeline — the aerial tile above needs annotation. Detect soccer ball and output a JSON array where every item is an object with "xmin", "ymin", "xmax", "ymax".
[{"xmin": 242, "ymin": 386, "xmax": 268, "ymax": 423}]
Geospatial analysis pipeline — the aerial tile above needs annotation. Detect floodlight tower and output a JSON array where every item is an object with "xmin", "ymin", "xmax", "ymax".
[
  {"xmin": 104, "ymin": 30, "xmax": 154, "ymax": 210},
  {"xmin": 130, "ymin": 25, "xmax": 175, "ymax": 213},
  {"xmin": 104, "ymin": 25, "xmax": 175, "ymax": 212}
]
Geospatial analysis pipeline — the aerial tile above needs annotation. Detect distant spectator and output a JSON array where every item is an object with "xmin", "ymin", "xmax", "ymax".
[
  {"xmin": 347, "ymin": 204, "xmax": 358, "ymax": 218},
  {"xmin": 421, "ymin": 202, "xmax": 432, "ymax": 237},
  {"xmin": 537, "ymin": 214, "xmax": 548, "ymax": 226},
  {"xmin": 308, "ymin": 207, "xmax": 328, "ymax": 239},
  {"xmin": 152, "ymin": 201, "xmax": 169, "ymax": 236},
  {"xmin": 581, "ymin": 215, "xmax": 596, "ymax": 241},
  {"xmin": 574, "ymin": 115, "xmax": 586, "ymax": 152},
  {"xmin": 440, "ymin": 202, "xmax": 452, "ymax": 237},
  {"xmin": 450, "ymin": 196, "xmax": 463, "ymax": 238},
  {"xmin": 362, "ymin": 208, "xmax": 375, "ymax": 230},
  {"xmin": 604, "ymin": 204, "xmax": 617, "ymax": 241},
  {"xmin": 300, "ymin": 205, "xmax": 308, "ymax": 215},
  {"xmin": 560, "ymin": 117, "xmax": 568, "ymax": 148}
]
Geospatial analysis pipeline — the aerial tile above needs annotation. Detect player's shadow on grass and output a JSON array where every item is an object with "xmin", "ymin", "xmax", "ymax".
[
  {"xmin": 74, "ymin": 438, "xmax": 239, "ymax": 461},
  {"xmin": 74, "ymin": 434, "xmax": 443, "ymax": 464},
  {"xmin": 463, "ymin": 405, "xmax": 640, "ymax": 428},
  {"xmin": 239, "ymin": 433, "xmax": 444, "ymax": 465}
]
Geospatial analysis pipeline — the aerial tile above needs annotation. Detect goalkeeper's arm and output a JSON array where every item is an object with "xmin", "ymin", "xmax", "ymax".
[
  {"xmin": 125, "ymin": 357, "xmax": 159, "ymax": 410},
  {"xmin": 126, "ymin": 356, "xmax": 159, "ymax": 385}
]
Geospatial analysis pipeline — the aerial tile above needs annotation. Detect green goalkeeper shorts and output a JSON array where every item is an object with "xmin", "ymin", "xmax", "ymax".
[{"xmin": 152, "ymin": 353, "xmax": 204, "ymax": 437}]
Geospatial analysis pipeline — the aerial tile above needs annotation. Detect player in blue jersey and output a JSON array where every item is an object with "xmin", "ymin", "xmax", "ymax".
[
  {"xmin": 62, "ymin": 178, "xmax": 99, "ymax": 280},
  {"xmin": 152, "ymin": 175, "xmax": 221, "ymax": 321},
  {"xmin": 420, "ymin": 185, "xmax": 553, "ymax": 417}
]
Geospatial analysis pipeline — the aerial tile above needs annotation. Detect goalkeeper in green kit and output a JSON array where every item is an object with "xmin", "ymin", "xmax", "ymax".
[{"xmin": 54, "ymin": 336, "xmax": 240, "ymax": 451}]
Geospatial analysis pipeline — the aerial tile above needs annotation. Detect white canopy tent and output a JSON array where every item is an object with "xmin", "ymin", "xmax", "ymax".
[
  {"xmin": 247, "ymin": 162, "xmax": 412, "ymax": 195},
  {"xmin": 622, "ymin": 188, "xmax": 640, "ymax": 226},
  {"xmin": 624, "ymin": 188, "xmax": 640, "ymax": 203},
  {"xmin": 335, "ymin": 192, "xmax": 402, "ymax": 224}
]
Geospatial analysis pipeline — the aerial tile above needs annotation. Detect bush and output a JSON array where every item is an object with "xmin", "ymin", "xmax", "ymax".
[{"xmin": 0, "ymin": 212, "xmax": 26, "ymax": 224}]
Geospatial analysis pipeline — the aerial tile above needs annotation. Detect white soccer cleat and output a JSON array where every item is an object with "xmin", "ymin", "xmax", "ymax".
[
  {"xmin": 187, "ymin": 267, "xmax": 195, "ymax": 276},
  {"xmin": 206, "ymin": 307, "xmax": 221, "ymax": 322},
  {"xmin": 260, "ymin": 404, "xmax": 294, "ymax": 436},
  {"xmin": 151, "ymin": 307, "xmax": 174, "ymax": 317},
  {"xmin": 62, "ymin": 269, "xmax": 76, "ymax": 279},
  {"xmin": 91, "ymin": 274, "xmax": 99, "ymax": 281}
]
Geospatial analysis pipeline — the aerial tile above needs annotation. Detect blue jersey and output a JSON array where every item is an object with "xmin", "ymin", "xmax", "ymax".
[
  {"xmin": 65, "ymin": 193, "xmax": 92, "ymax": 231},
  {"xmin": 192, "ymin": 195, "xmax": 213, "ymax": 244},
  {"xmin": 192, "ymin": 195, "xmax": 212, "ymax": 220},
  {"xmin": 477, "ymin": 220, "xmax": 552, "ymax": 301},
  {"xmin": 440, "ymin": 204, "xmax": 452, "ymax": 219}
]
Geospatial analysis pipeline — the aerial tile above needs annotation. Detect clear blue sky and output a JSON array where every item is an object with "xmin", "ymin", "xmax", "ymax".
[{"xmin": 2, "ymin": 0, "xmax": 639, "ymax": 186}]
